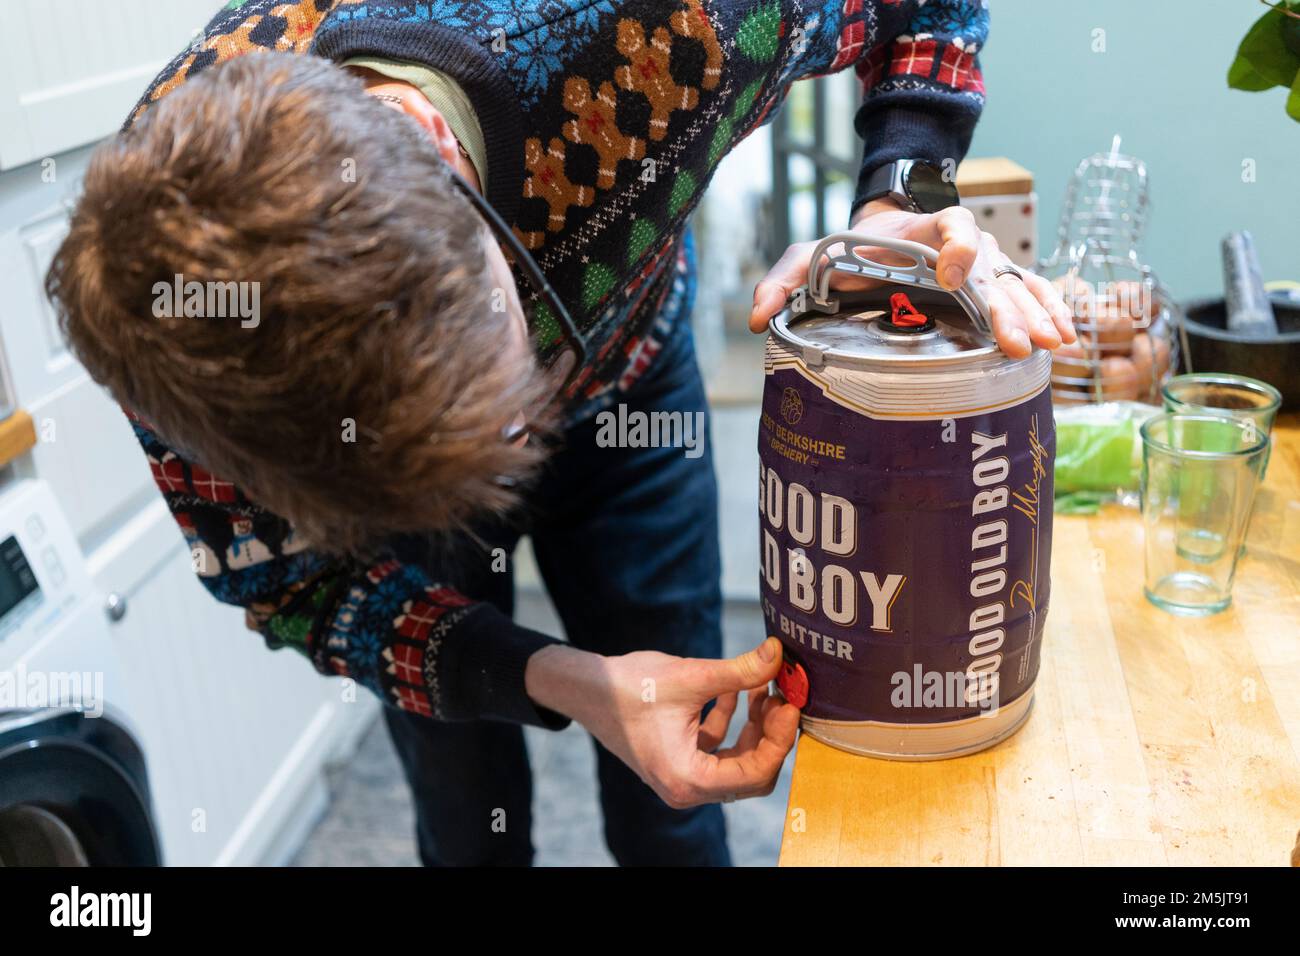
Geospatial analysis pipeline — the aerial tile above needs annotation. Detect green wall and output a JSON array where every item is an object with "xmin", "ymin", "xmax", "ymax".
[{"xmin": 968, "ymin": 0, "xmax": 1299, "ymax": 301}]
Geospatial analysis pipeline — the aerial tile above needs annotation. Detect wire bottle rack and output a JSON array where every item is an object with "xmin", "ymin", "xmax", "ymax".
[{"xmin": 1036, "ymin": 136, "xmax": 1184, "ymax": 405}]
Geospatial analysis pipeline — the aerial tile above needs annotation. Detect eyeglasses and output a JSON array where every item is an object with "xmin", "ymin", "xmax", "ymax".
[
  {"xmin": 365, "ymin": 90, "xmax": 586, "ymax": 443},
  {"xmin": 444, "ymin": 166, "xmax": 587, "ymax": 448},
  {"xmin": 442, "ymin": 165, "xmax": 587, "ymax": 394}
]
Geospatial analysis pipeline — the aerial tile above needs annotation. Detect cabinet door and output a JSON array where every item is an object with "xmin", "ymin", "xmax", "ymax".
[
  {"xmin": 0, "ymin": 0, "xmax": 219, "ymax": 170},
  {"xmin": 0, "ymin": 177, "xmax": 160, "ymax": 548},
  {"xmin": 90, "ymin": 500, "xmax": 347, "ymax": 866}
]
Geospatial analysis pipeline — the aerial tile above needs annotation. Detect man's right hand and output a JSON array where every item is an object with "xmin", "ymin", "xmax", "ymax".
[{"xmin": 525, "ymin": 638, "xmax": 800, "ymax": 809}]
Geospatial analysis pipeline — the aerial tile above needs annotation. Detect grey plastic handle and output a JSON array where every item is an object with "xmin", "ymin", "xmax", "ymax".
[{"xmin": 799, "ymin": 232, "xmax": 993, "ymax": 337}]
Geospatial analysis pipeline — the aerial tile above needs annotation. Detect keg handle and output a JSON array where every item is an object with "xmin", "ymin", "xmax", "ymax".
[{"xmin": 797, "ymin": 232, "xmax": 994, "ymax": 338}]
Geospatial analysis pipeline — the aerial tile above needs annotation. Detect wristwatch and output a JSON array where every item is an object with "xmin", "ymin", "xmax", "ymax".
[{"xmin": 861, "ymin": 159, "xmax": 961, "ymax": 214}]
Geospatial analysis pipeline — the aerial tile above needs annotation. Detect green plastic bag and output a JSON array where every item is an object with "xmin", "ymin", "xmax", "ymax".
[{"xmin": 1053, "ymin": 402, "xmax": 1161, "ymax": 513}]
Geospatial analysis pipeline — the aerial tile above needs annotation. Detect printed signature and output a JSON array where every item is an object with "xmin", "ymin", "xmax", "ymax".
[{"xmin": 1010, "ymin": 414, "xmax": 1048, "ymax": 610}]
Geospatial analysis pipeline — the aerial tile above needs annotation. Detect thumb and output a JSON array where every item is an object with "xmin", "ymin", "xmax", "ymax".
[
  {"xmin": 749, "ymin": 280, "xmax": 787, "ymax": 334},
  {"xmin": 749, "ymin": 242, "xmax": 815, "ymax": 333},
  {"xmin": 688, "ymin": 637, "xmax": 783, "ymax": 698}
]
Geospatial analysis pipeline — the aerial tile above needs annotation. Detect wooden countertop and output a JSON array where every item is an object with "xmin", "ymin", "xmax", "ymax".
[{"xmin": 778, "ymin": 413, "xmax": 1300, "ymax": 867}]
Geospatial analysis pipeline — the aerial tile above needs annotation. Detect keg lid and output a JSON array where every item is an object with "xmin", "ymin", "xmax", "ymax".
[
  {"xmin": 789, "ymin": 288, "xmax": 993, "ymax": 359},
  {"xmin": 773, "ymin": 231, "xmax": 1001, "ymax": 366}
]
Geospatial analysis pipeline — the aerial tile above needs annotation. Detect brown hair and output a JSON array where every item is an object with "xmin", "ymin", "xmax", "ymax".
[{"xmin": 47, "ymin": 52, "xmax": 552, "ymax": 555}]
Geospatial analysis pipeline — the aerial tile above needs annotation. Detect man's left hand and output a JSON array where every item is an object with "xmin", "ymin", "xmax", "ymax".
[{"xmin": 750, "ymin": 198, "xmax": 1077, "ymax": 359}]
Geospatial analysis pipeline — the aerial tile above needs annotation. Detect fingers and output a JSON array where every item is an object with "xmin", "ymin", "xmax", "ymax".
[
  {"xmin": 980, "ymin": 283, "xmax": 1034, "ymax": 359},
  {"xmin": 962, "ymin": 228, "xmax": 1070, "ymax": 357},
  {"xmin": 685, "ymin": 637, "xmax": 783, "ymax": 699},
  {"xmin": 1000, "ymin": 272, "xmax": 1061, "ymax": 351},
  {"xmin": 750, "ymin": 241, "xmax": 886, "ymax": 334},
  {"xmin": 729, "ymin": 690, "xmax": 781, "ymax": 756},
  {"xmin": 750, "ymin": 242, "xmax": 817, "ymax": 333},
  {"xmin": 928, "ymin": 205, "xmax": 981, "ymax": 290},
  {"xmin": 687, "ymin": 694, "xmax": 800, "ymax": 803},
  {"xmin": 747, "ymin": 679, "xmax": 772, "ymax": 724},
  {"xmin": 696, "ymin": 685, "xmax": 773, "ymax": 755},
  {"xmin": 1023, "ymin": 271, "xmax": 1077, "ymax": 344},
  {"xmin": 697, "ymin": 691, "xmax": 737, "ymax": 752},
  {"xmin": 649, "ymin": 659, "xmax": 797, "ymax": 809}
]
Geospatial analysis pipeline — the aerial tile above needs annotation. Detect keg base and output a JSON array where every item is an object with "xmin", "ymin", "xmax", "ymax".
[{"xmin": 800, "ymin": 687, "xmax": 1036, "ymax": 761}]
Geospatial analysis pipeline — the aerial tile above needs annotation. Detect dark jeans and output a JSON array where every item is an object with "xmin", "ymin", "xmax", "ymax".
[{"xmin": 383, "ymin": 318, "xmax": 729, "ymax": 866}]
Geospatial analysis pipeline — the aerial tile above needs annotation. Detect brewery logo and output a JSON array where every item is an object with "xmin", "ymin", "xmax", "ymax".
[{"xmin": 780, "ymin": 387, "xmax": 804, "ymax": 425}]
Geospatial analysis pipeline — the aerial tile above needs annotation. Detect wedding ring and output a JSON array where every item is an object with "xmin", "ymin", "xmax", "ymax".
[{"xmin": 993, "ymin": 264, "xmax": 1025, "ymax": 282}]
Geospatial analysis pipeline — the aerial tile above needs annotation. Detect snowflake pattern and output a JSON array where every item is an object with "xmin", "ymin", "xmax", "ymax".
[
  {"xmin": 908, "ymin": 0, "xmax": 986, "ymax": 47},
  {"xmin": 324, "ymin": 0, "xmax": 618, "ymax": 103}
]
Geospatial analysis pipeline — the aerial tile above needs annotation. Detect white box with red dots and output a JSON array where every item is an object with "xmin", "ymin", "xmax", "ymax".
[{"xmin": 956, "ymin": 157, "xmax": 1038, "ymax": 269}]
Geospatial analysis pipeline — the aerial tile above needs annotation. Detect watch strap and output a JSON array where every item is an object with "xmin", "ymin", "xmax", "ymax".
[{"xmin": 861, "ymin": 161, "xmax": 909, "ymax": 210}]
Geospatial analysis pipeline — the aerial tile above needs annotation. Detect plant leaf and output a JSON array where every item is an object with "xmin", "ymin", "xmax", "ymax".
[
  {"xmin": 1288, "ymin": 68, "xmax": 1300, "ymax": 120},
  {"xmin": 1229, "ymin": 55, "xmax": 1277, "ymax": 90},
  {"xmin": 1230, "ymin": 7, "xmax": 1300, "ymax": 89}
]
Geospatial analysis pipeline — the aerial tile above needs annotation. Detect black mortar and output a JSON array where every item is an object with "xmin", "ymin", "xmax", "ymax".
[{"xmin": 1180, "ymin": 295, "xmax": 1300, "ymax": 410}]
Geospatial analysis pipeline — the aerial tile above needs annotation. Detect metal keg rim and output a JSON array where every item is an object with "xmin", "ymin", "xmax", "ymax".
[{"xmin": 771, "ymin": 295, "xmax": 1032, "ymax": 370}]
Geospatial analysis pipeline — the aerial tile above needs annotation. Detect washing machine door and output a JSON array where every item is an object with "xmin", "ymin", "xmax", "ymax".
[{"xmin": 0, "ymin": 709, "xmax": 161, "ymax": 866}]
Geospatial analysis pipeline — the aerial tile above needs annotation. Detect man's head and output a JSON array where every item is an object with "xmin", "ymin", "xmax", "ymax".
[{"xmin": 47, "ymin": 52, "xmax": 552, "ymax": 555}]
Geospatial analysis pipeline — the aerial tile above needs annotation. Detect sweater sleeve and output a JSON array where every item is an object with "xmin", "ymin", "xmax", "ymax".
[
  {"xmin": 127, "ymin": 411, "xmax": 569, "ymax": 729},
  {"xmin": 850, "ymin": 0, "xmax": 989, "ymax": 216}
]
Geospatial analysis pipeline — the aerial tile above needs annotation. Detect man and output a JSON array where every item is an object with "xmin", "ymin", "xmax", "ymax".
[{"xmin": 47, "ymin": 0, "xmax": 1073, "ymax": 866}]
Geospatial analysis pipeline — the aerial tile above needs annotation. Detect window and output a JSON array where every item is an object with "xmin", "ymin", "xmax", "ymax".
[{"xmin": 768, "ymin": 72, "xmax": 863, "ymax": 258}]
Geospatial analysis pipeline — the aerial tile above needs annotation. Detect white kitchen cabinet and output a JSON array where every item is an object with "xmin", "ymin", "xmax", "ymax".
[
  {"xmin": 0, "ymin": 0, "xmax": 218, "ymax": 170},
  {"xmin": 0, "ymin": 158, "xmax": 182, "ymax": 552}
]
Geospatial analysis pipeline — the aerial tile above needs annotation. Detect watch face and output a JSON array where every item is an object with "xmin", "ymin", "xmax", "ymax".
[{"xmin": 902, "ymin": 162, "xmax": 960, "ymax": 213}]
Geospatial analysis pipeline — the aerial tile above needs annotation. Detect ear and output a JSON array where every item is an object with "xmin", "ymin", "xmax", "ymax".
[{"xmin": 396, "ymin": 93, "xmax": 461, "ymax": 168}]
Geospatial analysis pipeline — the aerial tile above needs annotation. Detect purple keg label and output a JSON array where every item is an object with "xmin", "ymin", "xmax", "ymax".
[{"xmin": 758, "ymin": 368, "xmax": 1055, "ymax": 724}]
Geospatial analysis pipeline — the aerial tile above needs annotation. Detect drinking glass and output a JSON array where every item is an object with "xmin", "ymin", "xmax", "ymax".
[
  {"xmin": 1140, "ymin": 413, "xmax": 1268, "ymax": 615},
  {"xmin": 1162, "ymin": 373, "xmax": 1281, "ymax": 475}
]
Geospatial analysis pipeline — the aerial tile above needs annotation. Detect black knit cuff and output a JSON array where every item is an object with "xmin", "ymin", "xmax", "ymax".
[
  {"xmin": 436, "ymin": 604, "xmax": 570, "ymax": 730},
  {"xmin": 852, "ymin": 102, "xmax": 977, "ymax": 219}
]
